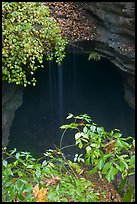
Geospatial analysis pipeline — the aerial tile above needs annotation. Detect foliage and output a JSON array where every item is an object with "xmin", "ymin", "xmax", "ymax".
[
  {"xmin": 60, "ymin": 113, "xmax": 135, "ymax": 201},
  {"xmin": 88, "ymin": 51, "xmax": 101, "ymax": 61},
  {"xmin": 2, "ymin": 2, "xmax": 67, "ymax": 87},
  {"xmin": 2, "ymin": 113, "xmax": 135, "ymax": 202},
  {"xmin": 2, "ymin": 147, "xmax": 99, "ymax": 202}
]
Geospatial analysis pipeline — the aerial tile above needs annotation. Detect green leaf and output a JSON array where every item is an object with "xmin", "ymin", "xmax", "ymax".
[
  {"xmin": 113, "ymin": 132, "xmax": 122, "ymax": 138},
  {"xmin": 98, "ymin": 159, "xmax": 104, "ymax": 170},
  {"xmin": 60, "ymin": 124, "xmax": 69, "ymax": 129},
  {"xmin": 89, "ymin": 165, "xmax": 99, "ymax": 174},
  {"xmin": 10, "ymin": 148, "xmax": 17, "ymax": 155},
  {"xmin": 35, "ymin": 170, "xmax": 41, "ymax": 178},
  {"xmin": 86, "ymin": 146, "xmax": 91, "ymax": 154},
  {"xmin": 9, "ymin": 187, "xmax": 16, "ymax": 201},
  {"xmin": 42, "ymin": 160, "xmax": 47, "ymax": 167},
  {"xmin": 115, "ymin": 138, "xmax": 123, "ymax": 147},
  {"xmin": 66, "ymin": 113, "xmax": 73, "ymax": 119},
  {"xmin": 90, "ymin": 125, "xmax": 96, "ymax": 132},
  {"xmin": 75, "ymin": 132, "xmax": 81, "ymax": 140},
  {"xmin": 79, "ymin": 141, "xmax": 83, "ymax": 149},
  {"xmin": 129, "ymin": 155, "xmax": 135, "ymax": 165},
  {"xmin": 106, "ymin": 166, "xmax": 118, "ymax": 182},
  {"xmin": 24, "ymin": 183, "xmax": 33, "ymax": 193},
  {"xmin": 83, "ymin": 126, "xmax": 88, "ymax": 133},
  {"xmin": 3, "ymin": 160, "xmax": 8, "ymax": 167},
  {"xmin": 120, "ymin": 160, "xmax": 129, "ymax": 171},
  {"xmin": 102, "ymin": 162, "xmax": 111, "ymax": 174},
  {"xmin": 113, "ymin": 162, "xmax": 122, "ymax": 172},
  {"xmin": 15, "ymin": 152, "xmax": 20, "ymax": 159},
  {"xmin": 90, "ymin": 143, "xmax": 97, "ymax": 147},
  {"xmin": 97, "ymin": 127, "xmax": 104, "ymax": 135}
]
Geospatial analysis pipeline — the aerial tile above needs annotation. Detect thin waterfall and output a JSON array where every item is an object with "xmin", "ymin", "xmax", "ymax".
[
  {"xmin": 48, "ymin": 61, "xmax": 57, "ymax": 122},
  {"xmin": 57, "ymin": 64, "xmax": 64, "ymax": 126}
]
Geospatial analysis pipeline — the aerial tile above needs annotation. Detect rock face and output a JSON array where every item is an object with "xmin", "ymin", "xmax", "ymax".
[
  {"xmin": 79, "ymin": 2, "xmax": 135, "ymax": 109},
  {"xmin": 2, "ymin": 82, "xmax": 23, "ymax": 147},
  {"xmin": 81, "ymin": 2, "xmax": 135, "ymax": 73}
]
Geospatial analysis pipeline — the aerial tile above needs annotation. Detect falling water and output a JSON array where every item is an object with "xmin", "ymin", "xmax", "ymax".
[{"xmin": 8, "ymin": 52, "xmax": 135, "ymax": 158}]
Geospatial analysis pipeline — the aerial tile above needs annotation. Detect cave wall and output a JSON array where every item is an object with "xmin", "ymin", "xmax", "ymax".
[
  {"xmin": 80, "ymin": 2, "xmax": 135, "ymax": 73},
  {"xmin": 2, "ymin": 82, "xmax": 23, "ymax": 147},
  {"xmin": 79, "ymin": 2, "xmax": 135, "ymax": 109}
]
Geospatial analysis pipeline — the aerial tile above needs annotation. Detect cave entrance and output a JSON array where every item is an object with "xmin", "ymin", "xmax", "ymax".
[{"xmin": 8, "ymin": 53, "xmax": 135, "ymax": 158}]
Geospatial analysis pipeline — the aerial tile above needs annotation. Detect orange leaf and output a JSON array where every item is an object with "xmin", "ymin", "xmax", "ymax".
[{"xmin": 33, "ymin": 184, "xmax": 48, "ymax": 202}]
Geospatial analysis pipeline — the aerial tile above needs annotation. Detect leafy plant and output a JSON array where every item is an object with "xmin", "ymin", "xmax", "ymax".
[
  {"xmin": 2, "ymin": 2, "xmax": 67, "ymax": 87},
  {"xmin": 2, "ymin": 113, "xmax": 135, "ymax": 202},
  {"xmin": 2, "ymin": 147, "xmax": 99, "ymax": 202},
  {"xmin": 88, "ymin": 51, "xmax": 101, "ymax": 61},
  {"xmin": 60, "ymin": 113, "xmax": 135, "ymax": 201}
]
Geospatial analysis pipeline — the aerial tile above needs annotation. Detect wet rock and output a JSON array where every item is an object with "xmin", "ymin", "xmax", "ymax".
[
  {"xmin": 81, "ymin": 2, "xmax": 135, "ymax": 74},
  {"xmin": 2, "ymin": 82, "xmax": 23, "ymax": 147}
]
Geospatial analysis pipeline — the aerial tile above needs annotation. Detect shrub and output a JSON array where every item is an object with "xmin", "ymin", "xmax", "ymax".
[
  {"xmin": 2, "ymin": 113, "xmax": 135, "ymax": 202},
  {"xmin": 2, "ymin": 2, "xmax": 67, "ymax": 87}
]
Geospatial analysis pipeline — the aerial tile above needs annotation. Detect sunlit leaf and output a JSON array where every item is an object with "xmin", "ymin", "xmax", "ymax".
[
  {"xmin": 66, "ymin": 113, "xmax": 73, "ymax": 119},
  {"xmin": 75, "ymin": 132, "xmax": 81, "ymax": 140},
  {"xmin": 3, "ymin": 160, "xmax": 8, "ymax": 167},
  {"xmin": 86, "ymin": 146, "xmax": 91, "ymax": 154}
]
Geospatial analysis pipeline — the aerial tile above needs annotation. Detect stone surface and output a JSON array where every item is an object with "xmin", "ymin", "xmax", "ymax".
[
  {"xmin": 2, "ymin": 82, "xmax": 23, "ymax": 147},
  {"xmin": 80, "ymin": 2, "xmax": 135, "ymax": 109},
  {"xmin": 80, "ymin": 2, "xmax": 135, "ymax": 74}
]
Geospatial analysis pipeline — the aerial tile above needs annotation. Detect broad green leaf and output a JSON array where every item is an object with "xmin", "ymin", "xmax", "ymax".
[
  {"xmin": 79, "ymin": 141, "xmax": 83, "ymax": 149},
  {"xmin": 3, "ymin": 160, "xmax": 8, "ymax": 167},
  {"xmin": 66, "ymin": 113, "xmax": 73, "ymax": 119},
  {"xmin": 102, "ymin": 162, "xmax": 111, "ymax": 174},
  {"xmin": 120, "ymin": 160, "xmax": 129, "ymax": 171},
  {"xmin": 35, "ymin": 169, "xmax": 41, "ymax": 178},
  {"xmin": 75, "ymin": 138, "xmax": 81, "ymax": 145},
  {"xmin": 106, "ymin": 166, "xmax": 118, "ymax": 182},
  {"xmin": 75, "ymin": 132, "xmax": 81, "ymax": 140},
  {"xmin": 86, "ymin": 146, "xmax": 91, "ymax": 154},
  {"xmin": 15, "ymin": 152, "xmax": 20, "ymax": 159},
  {"xmin": 115, "ymin": 138, "xmax": 123, "ymax": 147},
  {"xmin": 113, "ymin": 162, "xmax": 122, "ymax": 172},
  {"xmin": 10, "ymin": 148, "xmax": 17, "ymax": 155},
  {"xmin": 24, "ymin": 183, "xmax": 33, "ymax": 193},
  {"xmin": 113, "ymin": 132, "xmax": 122, "ymax": 138},
  {"xmin": 90, "ymin": 125, "xmax": 96, "ymax": 132},
  {"xmin": 97, "ymin": 127, "xmax": 104, "ymax": 135},
  {"xmin": 129, "ymin": 155, "xmax": 135, "ymax": 165},
  {"xmin": 98, "ymin": 159, "xmax": 104, "ymax": 170},
  {"xmin": 83, "ymin": 126, "xmax": 88, "ymax": 133},
  {"xmin": 90, "ymin": 143, "xmax": 97, "ymax": 147},
  {"xmin": 60, "ymin": 124, "xmax": 69, "ymax": 129},
  {"xmin": 89, "ymin": 165, "xmax": 99, "ymax": 174},
  {"xmin": 42, "ymin": 160, "xmax": 47, "ymax": 167}
]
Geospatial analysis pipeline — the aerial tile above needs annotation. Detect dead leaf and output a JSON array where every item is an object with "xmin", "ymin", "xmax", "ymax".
[
  {"xmin": 104, "ymin": 140, "xmax": 116, "ymax": 153},
  {"xmin": 45, "ymin": 175, "xmax": 61, "ymax": 187},
  {"xmin": 33, "ymin": 184, "xmax": 48, "ymax": 202}
]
